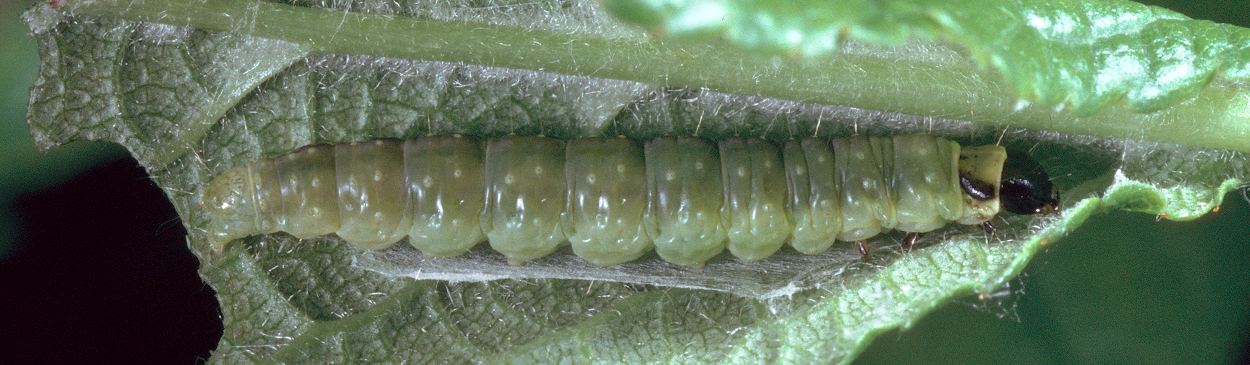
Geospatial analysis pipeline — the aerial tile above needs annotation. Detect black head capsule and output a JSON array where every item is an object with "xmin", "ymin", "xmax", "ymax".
[{"xmin": 999, "ymin": 149, "xmax": 1060, "ymax": 215}]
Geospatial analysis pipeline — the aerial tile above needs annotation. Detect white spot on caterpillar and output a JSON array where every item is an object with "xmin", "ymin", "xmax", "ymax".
[
  {"xmin": 505, "ymin": 173, "xmax": 515, "ymax": 184},
  {"xmin": 586, "ymin": 173, "xmax": 596, "ymax": 184},
  {"xmin": 423, "ymin": 176, "xmax": 432, "ymax": 188},
  {"xmin": 373, "ymin": 170, "xmax": 383, "ymax": 182},
  {"xmin": 737, "ymin": 167, "xmax": 746, "ymax": 177},
  {"xmin": 534, "ymin": 166, "xmax": 543, "ymax": 175},
  {"xmin": 665, "ymin": 170, "xmax": 676, "ymax": 181},
  {"xmin": 616, "ymin": 164, "xmax": 626, "ymax": 174},
  {"xmin": 695, "ymin": 162, "xmax": 704, "ymax": 170},
  {"xmin": 453, "ymin": 169, "xmax": 462, "ymax": 178},
  {"xmin": 309, "ymin": 177, "xmax": 317, "ymax": 188}
]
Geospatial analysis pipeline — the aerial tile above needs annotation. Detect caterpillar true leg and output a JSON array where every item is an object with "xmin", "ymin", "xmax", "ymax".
[
  {"xmin": 979, "ymin": 221, "xmax": 999, "ymax": 242},
  {"xmin": 901, "ymin": 232, "xmax": 924, "ymax": 252},
  {"xmin": 855, "ymin": 240, "xmax": 870, "ymax": 259}
]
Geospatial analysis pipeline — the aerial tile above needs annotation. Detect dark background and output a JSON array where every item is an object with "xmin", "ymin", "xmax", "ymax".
[{"xmin": 1, "ymin": 0, "xmax": 1249, "ymax": 363}]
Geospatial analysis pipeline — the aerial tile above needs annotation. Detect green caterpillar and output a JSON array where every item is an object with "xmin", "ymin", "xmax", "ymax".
[{"xmin": 201, "ymin": 134, "xmax": 1059, "ymax": 267}]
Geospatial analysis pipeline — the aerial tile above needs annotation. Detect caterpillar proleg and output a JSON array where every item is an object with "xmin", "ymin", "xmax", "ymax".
[{"xmin": 201, "ymin": 134, "xmax": 1059, "ymax": 267}]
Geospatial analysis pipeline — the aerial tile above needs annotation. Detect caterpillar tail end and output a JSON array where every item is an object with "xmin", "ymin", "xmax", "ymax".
[
  {"xmin": 201, "ymin": 165, "xmax": 261, "ymax": 254},
  {"xmin": 207, "ymin": 230, "xmax": 245, "ymax": 253}
]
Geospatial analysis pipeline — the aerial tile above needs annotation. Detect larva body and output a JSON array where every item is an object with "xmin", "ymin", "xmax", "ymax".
[{"xmin": 202, "ymin": 134, "xmax": 1016, "ymax": 267}]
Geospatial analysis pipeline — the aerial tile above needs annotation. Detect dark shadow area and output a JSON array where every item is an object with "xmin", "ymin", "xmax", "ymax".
[
  {"xmin": 0, "ymin": 155, "xmax": 222, "ymax": 364},
  {"xmin": 1136, "ymin": 0, "xmax": 1250, "ymax": 27},
  {"xmin": 855, "ymin": 191, "xmax": 1250, "ymax": 364},
  {"xmin": 1135, "ymin": 1, "xmax": 1250, "ymax": 363}
]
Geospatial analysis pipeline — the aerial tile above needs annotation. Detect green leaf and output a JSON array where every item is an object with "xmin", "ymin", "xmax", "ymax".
[
  {"xmin": 605, "ymin": 0, "xmax": 1250, "ymax": 115},
  {"xmin": 20, "ymin": 0, "xmax": 1249, "ymax": 364},
  {"xmin": 34, "ymin": 0, "xmax": 1250, "ymax": 156}
]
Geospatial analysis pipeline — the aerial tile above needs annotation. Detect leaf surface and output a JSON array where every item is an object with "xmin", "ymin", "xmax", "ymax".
[{"xmin": 607, "ymin": 0, "xmax": 1250, "ymax": 115}]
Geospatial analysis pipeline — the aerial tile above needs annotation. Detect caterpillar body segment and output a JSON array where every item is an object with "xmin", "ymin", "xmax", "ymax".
[
  {"xmin": 203, "ymin": 134, "xmax": 1050, "ymax": 267},
  {"xmin": 334, "ymin": 140, "xmax": 411, "ymax": 249},
  {"xmin": 720, "ymin": 138, "xmax": 792, "ymax": 262},
  {"xmin": 833, "ymin": 135, "xmax": 897, "ymax": 242},
  {"xmin": 564, "ymin": 137, "xmax": 654, "ymax": 267},
  {"xmin": 956, "ymin": 145, "xmax": 1008, "ymax": 225},
  {"xmin": 274, "ymin": 145, "xmax": 340, "ymax": 239},
  {"xmin": 891, "ymin": 134, "xmax": 964, "ymax": 232},
  {"xmin": 645, "ymin": 137, "xmax": 728, "ymax": 267},
  {"xmin": 482, "ymin": 136, "xmax": 570, "ymax": 264},
  {"xmin": 782, "ymin": 139, "xmax": 842, "ymax": 255},
  {"xmin": 404, "ymin": 136, "xmax": 486, "ymax": 257}
]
